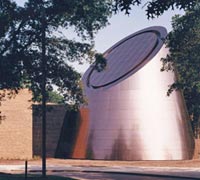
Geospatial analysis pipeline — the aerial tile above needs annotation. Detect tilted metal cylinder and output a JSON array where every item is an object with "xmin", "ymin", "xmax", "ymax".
[{"xmin": 82, "ymin": 26, "xmax": 194, "ymax": 160}]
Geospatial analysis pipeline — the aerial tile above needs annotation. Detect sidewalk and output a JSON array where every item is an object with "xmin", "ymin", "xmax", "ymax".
[{"xmin": 0, "ymin": 158, "xmax": 200, "ymax": 179}]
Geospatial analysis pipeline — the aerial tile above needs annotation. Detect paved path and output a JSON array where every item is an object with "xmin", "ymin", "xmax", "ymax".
[
  {"xmin": 0, "ymin": 163, "xmax": 200, "ymax": 179},
  {"xmin": 48, "ymin": 171, "xmax": 198, "ymax": 180}
]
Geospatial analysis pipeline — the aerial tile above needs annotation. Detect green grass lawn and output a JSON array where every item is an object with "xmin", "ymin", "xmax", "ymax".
[{"xmin": 0, "ymin": 173, "xmax": 76, "ymax": 180}]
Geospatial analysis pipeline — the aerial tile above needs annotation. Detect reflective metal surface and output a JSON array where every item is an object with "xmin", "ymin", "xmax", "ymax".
[
  {"xmin": 87, "ymin": 27, "xmax": 166, "ymax": 89},
  {"xmin": 82, "ymin": 26, "xmax": 194, "ymax": 160},
  {"xmin": 72, "ymin": 108, "xmax": 89, "ymax": 159}
]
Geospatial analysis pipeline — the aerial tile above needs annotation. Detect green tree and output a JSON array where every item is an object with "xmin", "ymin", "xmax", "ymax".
[
  {"xmin": 0, "ymin": 0, "xmax": 111, "ymax": 177},
  {"xmin": 47, "ymin": 91, "xmax": 65, "ymax": 104},
  {"xmin": 113, "ymin": 0, "xmax": 197, "ymax": 17},
  {"xmin": 0, "ymin": 0, "xmax": 24, "ymax": 89},
  {"xmin": 1, "ymin": 0, "xmax": 199, "ymax": 103},
  {"xmin": 0, "ymin": 0, "xmax": 111, "ymax": 107},
  {"xmin": 161, "ymin": 5, "xmax": 200, "ymax": 138},
  {"xmin": 35, "ymin": 90, "xmax": 65, "ymax": 104}
]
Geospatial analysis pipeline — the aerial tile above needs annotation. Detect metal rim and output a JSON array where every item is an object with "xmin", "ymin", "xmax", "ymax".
[{"xmin": 87, "ymin": 29, "xmax": 164, "ymax": 89}]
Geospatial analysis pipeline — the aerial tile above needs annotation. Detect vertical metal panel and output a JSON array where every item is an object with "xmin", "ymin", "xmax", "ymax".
[{"xmin": 72, "ymin": 108, "xmax": 89, "ymax": 158}]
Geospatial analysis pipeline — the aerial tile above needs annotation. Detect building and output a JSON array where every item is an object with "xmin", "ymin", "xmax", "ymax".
[
  {"xmin": 0, "ymin": 26, "xmax": 196, "ymax": 160},
  {"xmin": 82, "ymin": 26, "xmax": 194, "ymax": 160},
  {"xmin": 0, "ymin": 89, "xmax": 88, "ymax": 159}
]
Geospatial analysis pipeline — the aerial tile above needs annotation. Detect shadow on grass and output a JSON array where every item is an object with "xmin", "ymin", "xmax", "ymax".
[{"xmin": 0, "ymin": 172, "xmax": 76, "ymax": 180}]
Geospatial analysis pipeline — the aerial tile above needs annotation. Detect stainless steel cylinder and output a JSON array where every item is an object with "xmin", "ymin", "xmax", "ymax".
[{"xmin": 82, "ymin": 26, "xmax": 194, "ymax": 160}]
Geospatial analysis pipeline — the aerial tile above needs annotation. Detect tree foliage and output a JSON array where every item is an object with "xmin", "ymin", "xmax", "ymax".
[
  {"xmin": 35, "ymin": 90, "xmax": 65, "ymax": 104},
  {"xmin": 113, "ymin": 0, "xmax": 197, "ymax": 18},
  {"xmin": 161, "ymin": 5, "xmax": 200, "ymax": 137},
  {"xmin": 47, "ymin": 91, "xmax": 65, "ymax": 104},
  {"xmin": 0, "ymin": 0, "xmax": 111, "ymax": 107},
  {"xmin": 1, "ymin": 0, "xmax": 199, "ymax": 109}
]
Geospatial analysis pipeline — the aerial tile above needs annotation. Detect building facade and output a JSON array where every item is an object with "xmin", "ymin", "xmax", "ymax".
[
  {"xmin": 82, "ymin": 26, "xmax": 194, "ymax": 160},
  {"xmin": 0, "ymin": 26, "xmax": 196, "ymax": 160},
  {"xmin": 0, "ymin": 89, "xmax": 88, "ymax": 159}
]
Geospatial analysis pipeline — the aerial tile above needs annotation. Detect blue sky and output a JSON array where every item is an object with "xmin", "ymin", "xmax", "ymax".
[
  {"xmin": 94, "ymin": 9, "xmax": 183, "ymax": 52},
  {"xmin": 15, "ymin": 0, "xmax": 183, "ymax": 73}
]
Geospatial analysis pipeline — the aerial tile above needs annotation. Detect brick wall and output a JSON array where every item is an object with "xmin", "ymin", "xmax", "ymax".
[
  {"xmin": 0, "ymin": 89, "xmax": 88, "ymax": 159},
  {"xmin": 33, "ymin": 105, "xmax": 67, "ymax": 157},
  {"xmin": 0, "ymin": 89, "xmax": 33, "ymax": 159}
]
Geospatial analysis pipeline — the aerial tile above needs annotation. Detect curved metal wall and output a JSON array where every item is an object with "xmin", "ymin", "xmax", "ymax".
[{"xmin": 82, "ymin": 26, "xmax": 194, "ymax": 160}]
